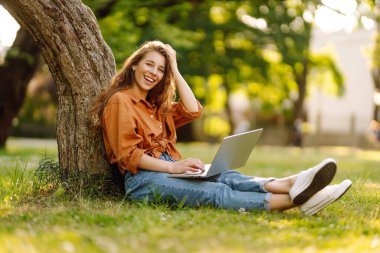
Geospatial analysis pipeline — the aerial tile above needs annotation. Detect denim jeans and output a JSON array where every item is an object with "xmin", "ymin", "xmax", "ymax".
[{"xmin": 124, "ymin": 153, "xmax": 274, "ymax": 210}]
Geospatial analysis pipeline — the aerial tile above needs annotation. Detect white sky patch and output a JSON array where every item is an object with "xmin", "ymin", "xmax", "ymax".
[
  {"xmin": 314, "ymin": 0, "xmax": 360, "ymax": 34},
  {"xmin": 0, "ymin": 5, "xmax": 20, "ymax": 48},
  {"xmin": 322, "ymin": 0, "xmax": 357, "ymax": 15}
]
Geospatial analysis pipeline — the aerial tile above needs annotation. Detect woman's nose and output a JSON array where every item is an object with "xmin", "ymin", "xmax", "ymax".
[{"xmin": 149, "ymin": 67, "xmax": 157, "ymax": 76}]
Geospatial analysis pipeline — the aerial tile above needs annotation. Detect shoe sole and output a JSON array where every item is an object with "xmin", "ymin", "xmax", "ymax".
[
  {"xmin": 292, "ymin": 159, "xmax": 337, "ymax": 205},
  {"xmin": 305, "ymin": 180, "xmax": 352, "ymax": 215}
]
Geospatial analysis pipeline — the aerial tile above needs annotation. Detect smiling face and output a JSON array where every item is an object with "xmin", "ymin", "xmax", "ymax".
[{"xmin": 131, "ymin": 50, "xmax": 166, "ymax": 100}]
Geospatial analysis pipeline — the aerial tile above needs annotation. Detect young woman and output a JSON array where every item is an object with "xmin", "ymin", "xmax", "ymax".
[{"xmin": 90, "ymin": 41, "xmax": 352, "ymax": 215}]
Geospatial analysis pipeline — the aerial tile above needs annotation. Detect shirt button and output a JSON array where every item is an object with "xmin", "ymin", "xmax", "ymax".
[
  {"xmin": 159, "ymin": 125, "xmax": 162, "ymax": 129},
  {"xmin": 150, "ymin": 115, "xmax": 154, "ymax": 119}
]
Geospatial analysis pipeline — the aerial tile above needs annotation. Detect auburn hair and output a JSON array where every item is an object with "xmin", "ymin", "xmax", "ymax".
[{"xmin": 89, "ymin": 41, "xmax": 175, "ymax": 129}]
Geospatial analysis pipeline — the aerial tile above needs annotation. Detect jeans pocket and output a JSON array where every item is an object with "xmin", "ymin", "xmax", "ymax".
[{"xmin": 124, "ymin": 171, "xmax": 138, "ymax": 194}]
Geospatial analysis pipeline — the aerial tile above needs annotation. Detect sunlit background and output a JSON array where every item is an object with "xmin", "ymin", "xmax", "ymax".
[{"xmin": 0, "ymin": 0, "xmax": 379, "ymax": 148}]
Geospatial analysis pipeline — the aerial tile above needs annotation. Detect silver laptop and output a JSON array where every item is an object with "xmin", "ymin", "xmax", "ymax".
[{"xmin": 168, "ymin": 128, "xmax": 263, "ymax": 178}]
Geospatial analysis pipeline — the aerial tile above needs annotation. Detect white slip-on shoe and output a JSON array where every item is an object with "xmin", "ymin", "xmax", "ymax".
[
  {"xmin": 290, "ymin": 158, "xmax": 337, "ymax": 205},
  {"xmin": 300, "ymin": 179, "xmax": 352, "ymax": 215}
]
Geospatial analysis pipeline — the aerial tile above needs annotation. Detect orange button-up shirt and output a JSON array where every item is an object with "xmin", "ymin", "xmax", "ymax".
[{"xmin": 102, "ymin": 88, "xmax": 203, "ymax": 174}]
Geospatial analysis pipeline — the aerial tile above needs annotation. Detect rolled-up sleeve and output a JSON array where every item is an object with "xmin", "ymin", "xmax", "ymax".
[
  {"xmin": 103, "ymin": 96, "xmax": 145, "ymax": 174},
  {"xmin": 172, "ymin": 99, "xmax": 203, "ymax": 128}
]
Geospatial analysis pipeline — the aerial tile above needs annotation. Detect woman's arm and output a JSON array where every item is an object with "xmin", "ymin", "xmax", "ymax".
[
  {"xmin": 166, "ymin": 44, "xmax": 199, "ymax": 112},
  {"xmin": 138, "ymin": 153, "xmax": 205, "ymax": 174}
]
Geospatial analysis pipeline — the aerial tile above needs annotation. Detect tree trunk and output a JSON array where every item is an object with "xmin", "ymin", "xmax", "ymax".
[
  {"xmin": 176, "ymin": 123, "xmax": 196, "ymax": 142},
  {"xmin": 293, "ymin": 60, "xmax": 308, "ymax": 122},
  {"xmin": 2, "ymin": 0, "xmax": 116, "ymax": 178},
  {"xmin": 0, "ymin": 28, "xmax": 41, "ymax": 148},
  {"xmin": 0, "ymin": 0, "xmax": 119, "ymax": 148},
  {"xmin": 289, "ymin": 59, "xmax": 308, "ymax": 146},
  {"xmin": 372, "ymin": 25, "xmax": 380, "ymax": 121}
]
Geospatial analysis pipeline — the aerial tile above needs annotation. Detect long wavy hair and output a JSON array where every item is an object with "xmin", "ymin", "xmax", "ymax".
[{"xmin": 90, "ymin": 41, "xmax": 175, "ymax": 129}]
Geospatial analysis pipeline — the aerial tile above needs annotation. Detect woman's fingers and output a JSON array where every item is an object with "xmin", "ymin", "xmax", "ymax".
[
  {"xmin": 171, "ymin": 158, "xmax": 205, "ymax": 174},
  {"xmin": 184, "ymin": 158, "xmax": 205, "ymax": 171},
  {"xmin": 165, "ymin": 44, "xmax": 175, "ymax": 56},
  {"xmin": 165, "ymin": 44, "xmax": 178, "ymax": 67}
]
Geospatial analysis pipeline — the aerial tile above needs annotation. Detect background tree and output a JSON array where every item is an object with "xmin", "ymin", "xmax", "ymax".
[
  {"xmin": 0, "ymin": 28, "xmax": 41, "ymax": 148},
  {"xmin": 366, "ymin": 0, "xmax": 380, "ymax": 121},
  {"xmin": 372, "ymin": 28, "xmax": 380, "ymax": 121},
  {"xmin": 243, "ymin": 0, "xmax": 344, "ymax": 143}
]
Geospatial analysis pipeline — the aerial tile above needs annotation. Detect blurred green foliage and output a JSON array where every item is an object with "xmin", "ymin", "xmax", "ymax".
[
  {"xmin": 14, "ymin": 0, "xmax": 346, "ymax": 139},
  {"xmin": 92, "ymin": 0, "xmax": 344, "ymax": 138}
]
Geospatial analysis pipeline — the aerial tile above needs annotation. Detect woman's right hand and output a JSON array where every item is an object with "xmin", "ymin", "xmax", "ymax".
[{"xmin": 169, "ymin": 158, "xmax": 205, "ymax": 174}]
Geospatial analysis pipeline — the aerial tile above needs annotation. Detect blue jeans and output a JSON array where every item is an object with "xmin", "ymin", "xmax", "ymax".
[{"xmin": 124, "ymin": 153, "xmax": 274, "ymax": 210}]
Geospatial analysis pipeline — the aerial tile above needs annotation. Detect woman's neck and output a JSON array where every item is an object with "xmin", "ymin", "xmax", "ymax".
[{"xmin": 130, "ymin": 84, "xmax": 148, "ymax": 100}]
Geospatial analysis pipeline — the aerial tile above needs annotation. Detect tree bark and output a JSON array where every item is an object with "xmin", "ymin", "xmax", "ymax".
[
  {"xmin": 293, "ymin": 60, "xmax": 308, "ymax": 122},
  {"xmin": 289, "ymin": 59, "xmax": 308, "ymax": 146},
  {"xmin": 372, "ymin": 24, "xmax": 380, "ymax": 121},
  {"xmin": 176, "ymin": 123, "xmax": 195, "ymax": 142},
  {"xmin": 0, "ymin": 28, "xmax": 41, "ymax": 148},
  {"xmin": 2, "ymin": 0, "xmax": 116, "ymax": 178}
]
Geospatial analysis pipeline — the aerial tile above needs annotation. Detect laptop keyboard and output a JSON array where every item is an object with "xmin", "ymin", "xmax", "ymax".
[{"xmin": 184, "ymin": 164, "xmax": 211, "ymax": 175}]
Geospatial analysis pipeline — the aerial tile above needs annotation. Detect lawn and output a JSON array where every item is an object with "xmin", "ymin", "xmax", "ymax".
[{"xmin": 0, "ymin": 138, "xmax": 379, "ymax": 253}]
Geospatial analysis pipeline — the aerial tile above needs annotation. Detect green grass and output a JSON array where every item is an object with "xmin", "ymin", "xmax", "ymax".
[{"xmin": 0, "ymin": 138, "xmax": 379, "ymax": 253}]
